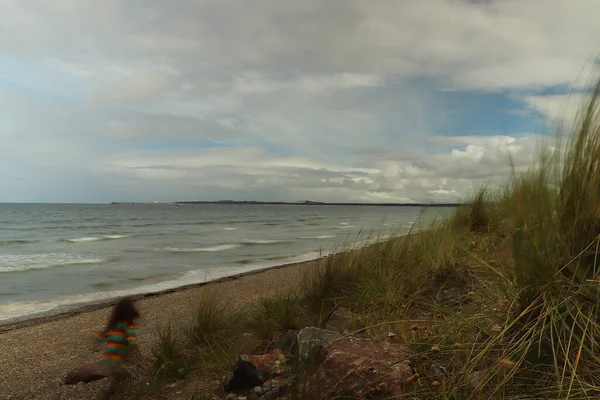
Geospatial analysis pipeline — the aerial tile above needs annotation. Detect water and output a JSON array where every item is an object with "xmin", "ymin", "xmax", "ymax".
[{"xmin": 0, "ymin": 203, "xmax": 453, "ymax": 322}]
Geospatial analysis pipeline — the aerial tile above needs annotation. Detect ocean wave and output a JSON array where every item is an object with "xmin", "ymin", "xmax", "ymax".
[
  {"xmin": 164, "ymin": 244, "xmax": 242, "ymax": 252},
  {"xmin": 0, "ymin": 240, "xmax": 39, "ymax": 247},
  {"xmin": 222, "ymin": 227, "xmax": 238, "ymax": 231},
  {"xmin": 60, "ymin": 234, "xmax": 129, "ymax": 243},
  {"xmin": 0, "ymin": 250, "xmax": 326, "ymax": 322},
  {"xmin": 335, "ymin": 225, "xmax": 354, "ymax": 229},
  {"xmin": 297, "ymin": 235, "xmax": 336, "ymax": 240},
  {"xmin": 240, "ymin": 239, "xmax": 286, "ymax": 245},
  {"xmin": 0, "ymin": 257, "xmax": 106, "ymax": 273}
]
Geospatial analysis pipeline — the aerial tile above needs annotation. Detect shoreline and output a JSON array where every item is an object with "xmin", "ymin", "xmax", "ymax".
[
  {"xmin": 0, "ymin": 255, "xmax": 325, "ymax": 333},
  {"xmin": 0, "ymin": 233, "xmax": 402, "ymax": 332},
  {"xmin": 0, "ymin": 235, "xmax": 408, "ymax": 398},
  {"xmin": 0, "ymin": 253, "xmax": 325, "ymax": 398}
]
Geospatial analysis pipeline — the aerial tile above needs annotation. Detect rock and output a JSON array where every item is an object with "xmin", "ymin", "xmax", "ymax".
[
  {"xmin": 270, "ymin": 329, "xmax": 299, "ymax": 354},
  {"xmin": 225, "ymin": 394, "xmax": 237, "ymax": 400},
  {"xmin": 224, "ymin": 356, "xmax": 264, "ymax": 392},
  {"xmin": 64, "ymin": 362, "xmax": 110, "ymax": 385},
  {"xmin": 257, "ymin": 378, "xmax": 291, "ymax": 400},
  {"xmin": 246, "ymin": 349, "xmax": 287, "ymax": 379},
  {"xmin": 293, "ymin": 327, "xmax": 341, "ymax": 370},
  {"xmin": 427, "ymin": 364, "xmax": 444, "ymax": 381},
  {"xmin": 253, "ymin": 386, "xmax": 263, "ymax": 395},
  {"xmin": 247, "ymin": 395, "xmax": 259, "ymax": 400},
  {"xmin": 305, "ymin": 336, "xmax": 415, "ymax": 399},
  {"xmin": 325, "ymin": 308, "xmax": 357, "ymax": 331}
]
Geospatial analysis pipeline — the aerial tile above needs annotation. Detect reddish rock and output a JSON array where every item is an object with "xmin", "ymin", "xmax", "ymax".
[
  {"xmin": 64, "ymin": 362, "xmax": 110, "ymax": 385},
  {"xmin": 306, "ymin": 336, "xmax": 415, "ymax": 399},
  {"xmin": 246, "ymin": 349, "xmax": 286, "ymax": 378}
]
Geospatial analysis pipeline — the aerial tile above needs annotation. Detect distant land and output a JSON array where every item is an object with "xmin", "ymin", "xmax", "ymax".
[{"xmin": 110, "ymin": 200, "xmax": 464, "ymax": 207}]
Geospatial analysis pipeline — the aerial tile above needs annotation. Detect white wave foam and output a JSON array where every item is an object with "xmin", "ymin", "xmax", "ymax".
[
  {"xmin": 0, "ymin": 250, "xmax": 323, "ymax": 322},
  {"xmin": 339, "ymin": 222, "xmax": 350, "ymax": 225},
  {"xmin": 164, "ymin": 244, "xmax": 241, "ymax": 252},
  {"xmin": 0, "ymin": 256, "xmax": 106, "ymax": 273},
  {"xmin": 65, "ymin": 237, "xmax": 101, "ymax": 243},
  {"xmin": 103, "ymin": 234, "xmax": 129, "ymax": 239},
  {"xmin": 335, "ymin": 225, "xmax": 354, "ymax": 229},
  {"xmin": 222, "ymin": 227, "xmax": 237, "ymax": 231},
  {"xmin": 241, "ymin": 239, "xmax": 284, "ymax": 245},
  {"xmin": 63, "ymin": 234, "xmax": 129, "ymax": 243},
  {"xmin": 298, "ymin": 235, "xmax": 336, "ymax": 239}
]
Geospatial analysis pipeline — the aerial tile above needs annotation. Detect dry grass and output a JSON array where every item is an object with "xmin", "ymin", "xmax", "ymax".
[{"xmin": 123, "ymin": 72, "xmax": 600, "ymax": 400}]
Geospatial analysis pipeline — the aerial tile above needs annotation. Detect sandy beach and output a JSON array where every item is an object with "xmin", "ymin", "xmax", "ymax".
[{"xmin": 0, "ymin": 258, "xmax": 318, "ymax": 399}]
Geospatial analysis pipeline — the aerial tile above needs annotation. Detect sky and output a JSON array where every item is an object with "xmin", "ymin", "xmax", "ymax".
[{"xmin": 0, "ymin": 0, "xmax": 599, "ymax": 204}]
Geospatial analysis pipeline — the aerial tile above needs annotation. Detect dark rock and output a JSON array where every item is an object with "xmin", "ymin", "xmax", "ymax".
[
  {"xmin": 64, "ymin": 362, "xmax": 110, "ymax": 385},
  {"xmin": 325, "ymin": 308, "xmax": 357, "ymax": 331},
  {"xmin": 305, "ymin": 336, "xmax": 415, "ymax": 399},
  {"xmin": 294, "ymin": 327, "xmax": 341, "ymax": 370},
  {"xmin": 224, "ymin": 356, "xmax": 264, "ymax": 392}
]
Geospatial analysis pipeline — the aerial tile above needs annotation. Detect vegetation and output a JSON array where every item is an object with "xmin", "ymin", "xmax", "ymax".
[{"xmin": 117, "ymin": 76, "xmax": 600, "ymax": 399}]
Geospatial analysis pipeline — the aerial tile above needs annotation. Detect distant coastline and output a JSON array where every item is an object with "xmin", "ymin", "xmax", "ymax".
[{"xmin": 110, "ymin": 200, "xmax": 464, "ymax": 207}]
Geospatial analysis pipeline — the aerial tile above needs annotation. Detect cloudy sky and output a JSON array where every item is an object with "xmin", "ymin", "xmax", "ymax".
[{"xmin": 0, "ymin": 0, "xmax": 598, "ymax": 203}]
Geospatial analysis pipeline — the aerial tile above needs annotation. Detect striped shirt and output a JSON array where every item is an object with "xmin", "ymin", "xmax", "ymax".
[{"xmin": 94, "ymin": 321, "xmax": 139, "ymax": 364}]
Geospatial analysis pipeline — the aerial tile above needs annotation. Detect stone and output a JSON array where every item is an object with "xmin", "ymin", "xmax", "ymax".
[
  {"xmin": 325, "ymin": 308, "xmax": 357, "ymax": 331},
  {"xmin": 246, "ymin": 349, "xmax": 287, "ymax": 379},
  {"xmin": 253, "ymin": 385, "xmax": 263, "ymax": 395},
  {"xmin": 225, "ymin": 394, "xmax": 237, "ymax": 400},
  {"xmin": 293, "ymin": 327, "xmax": 341, "ymax": 370},
  {"xmin": 247, "ymin": 395, "xmax": 259, "ymax": 400},
  {"xmin": 64, "ymin": 362, "xmax": 110, "ymax": 385},
  {"xmin": 257, "ymin": 378, "xmax": 291, "ymax": 400},
  {"xmin": 305, "ymin": 336, "xmax": 415, "ymax": 399},
  {"xmin": 224, "ymin": 356, "xmax": 264, "ymax": 392},
  {"xmin": 427, "ymin": 364, "xmax": 444, "ymax": 381},
  {"xmin": 270, "ymin": 329, "xmax": 299, "ymax": 354},
  {"xmin": 262, "ymin": 379, "xmax": 279, "ymax": 389}
]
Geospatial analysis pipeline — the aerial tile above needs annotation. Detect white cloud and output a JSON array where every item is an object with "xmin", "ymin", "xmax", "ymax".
[
  {"xmin": 1, "ymin": 0, "xmax": 599, "ymax": 202},
  {"xmin": 93, "ymin": 133, "xmax": 540, "ymax": 203},
  {"xmin": 524, "ymin": 93, "xmax": 592, "ymax": 133},
  {"xmin": 89, "ymin": 74, "xmax": 175, "ymax": 104}
]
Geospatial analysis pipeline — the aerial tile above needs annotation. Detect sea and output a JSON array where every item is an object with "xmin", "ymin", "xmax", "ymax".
[{"xmin": 0, "ymin": 203, "xmax": 453, "ymax": 322}]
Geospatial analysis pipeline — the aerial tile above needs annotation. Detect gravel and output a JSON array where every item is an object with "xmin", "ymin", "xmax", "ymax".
[{"xmin": 0, "ymin": 260, "xmax": 315, "ymax": 399}]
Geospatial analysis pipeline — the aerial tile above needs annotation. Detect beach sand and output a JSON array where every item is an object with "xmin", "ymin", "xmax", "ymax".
[{"xmin": 0, "ymin": 258, "xmax": 319, "ymax": 399}]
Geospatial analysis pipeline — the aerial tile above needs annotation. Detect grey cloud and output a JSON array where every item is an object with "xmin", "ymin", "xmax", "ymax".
[{"xmin": 0, "ymin": 0, "xmax": 593, "ymax": 203}]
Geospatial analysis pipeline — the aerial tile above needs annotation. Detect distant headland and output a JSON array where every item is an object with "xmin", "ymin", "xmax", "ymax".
[{"xmin": 110, "ymin": 200, "xmax": 464, "ymax": 207}]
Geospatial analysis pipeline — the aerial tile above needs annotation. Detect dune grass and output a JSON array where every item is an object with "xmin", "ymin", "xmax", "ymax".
[{"xmin": 119, "ymin": 75, "xmax": 600, "ymax": 399}]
